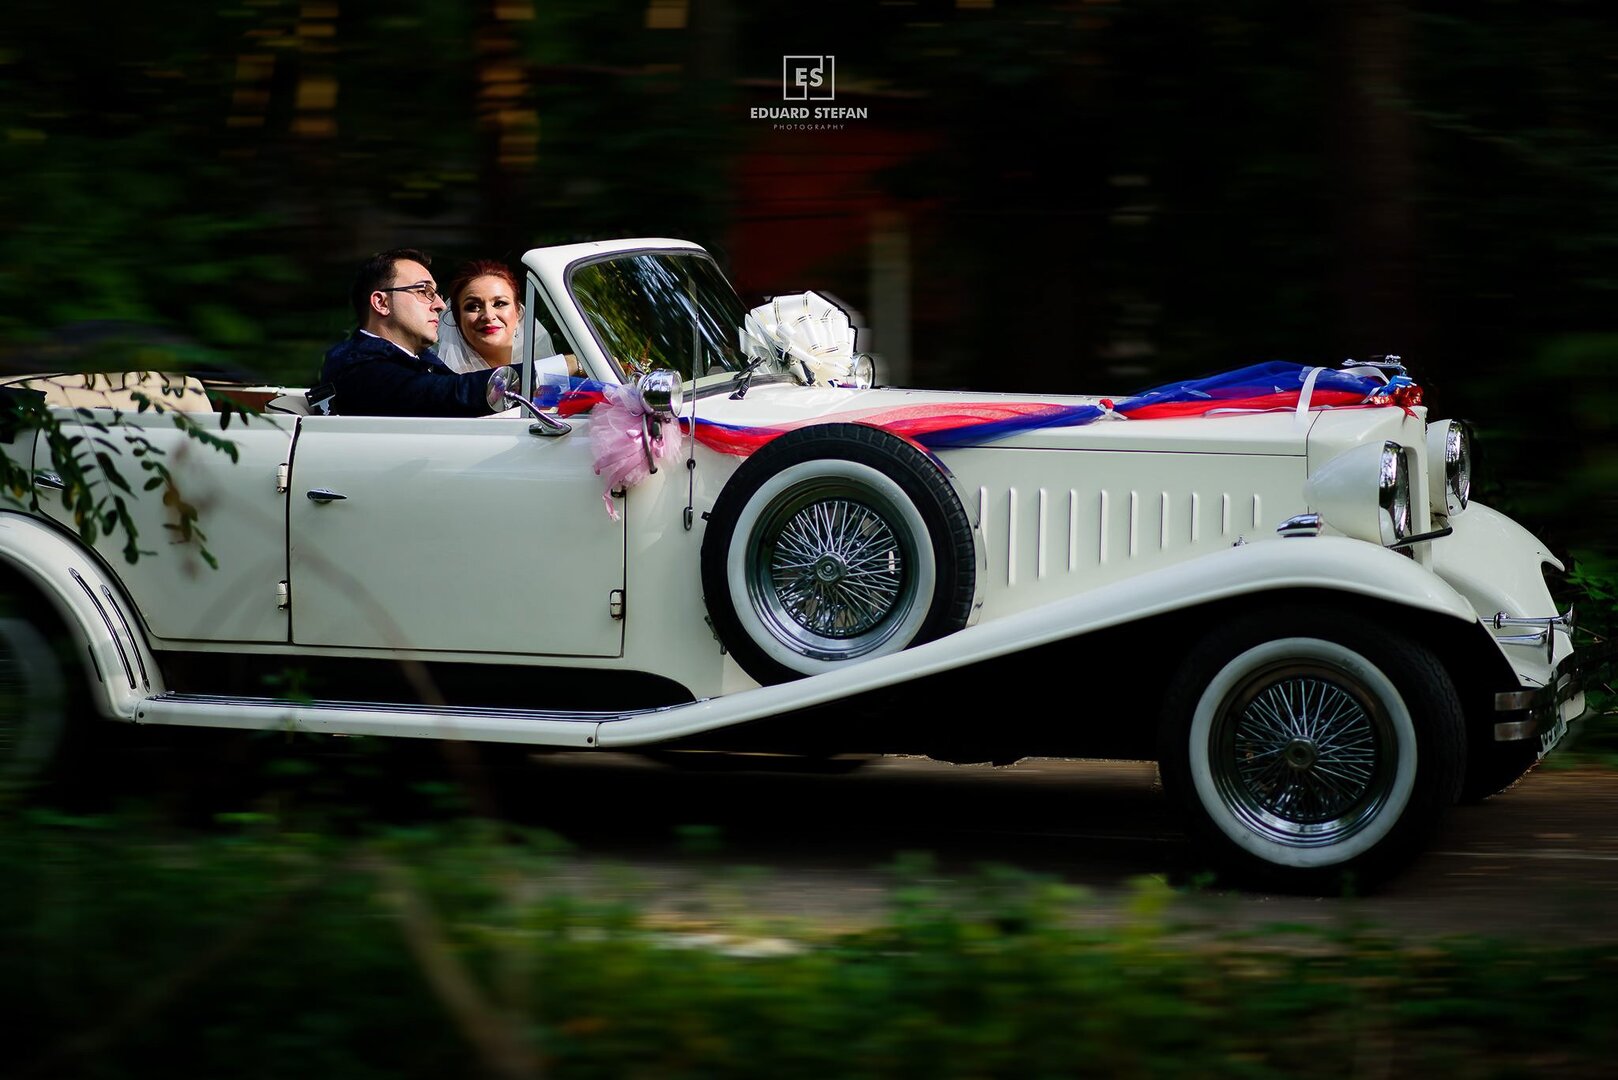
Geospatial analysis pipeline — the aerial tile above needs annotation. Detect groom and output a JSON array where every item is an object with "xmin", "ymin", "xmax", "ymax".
[{"xmin": 317, "ymin": 248, "xmax": 500, "ymax": 416}]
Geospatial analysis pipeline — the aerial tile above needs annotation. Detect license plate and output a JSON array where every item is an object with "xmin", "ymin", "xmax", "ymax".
[{"xmin": 1538, "ymin": 706, "xmax": 1572, "ymax": 758}]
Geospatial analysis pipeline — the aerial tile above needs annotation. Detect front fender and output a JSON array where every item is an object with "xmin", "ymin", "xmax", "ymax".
[
  {"xmin": 596, "ymin": 535, "xmax": 1480, "ymax": 747},
  {"xmin": 1430, "ymin": 502, "xmax": 1567, "ymax": 686},
  {"xmin": 0, "ymin": 512, "xmax": 160, "ymax": 718}
]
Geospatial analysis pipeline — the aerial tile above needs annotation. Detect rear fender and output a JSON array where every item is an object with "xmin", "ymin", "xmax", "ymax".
[{"xmin": 0, "ymin": 512, "xmax": 160, "ymax": 718}]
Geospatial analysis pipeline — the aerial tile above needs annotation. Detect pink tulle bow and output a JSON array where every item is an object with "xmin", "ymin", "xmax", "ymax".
[{"xmin": 590, "ymin": 382, "xmax": 683, "ymax": 520}]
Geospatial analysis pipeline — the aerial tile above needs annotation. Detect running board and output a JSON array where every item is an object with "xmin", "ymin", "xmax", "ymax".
[{"xmin": 133, "ymin": 693, "xmax": 674, "ymax": 748}]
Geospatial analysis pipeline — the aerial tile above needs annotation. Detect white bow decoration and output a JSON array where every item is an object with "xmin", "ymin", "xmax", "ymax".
[{"xmin": 741, "ymin": 291, "xmax": 860, "ymax": 386}]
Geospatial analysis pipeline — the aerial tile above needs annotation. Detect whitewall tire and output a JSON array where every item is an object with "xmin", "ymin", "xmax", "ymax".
[
  {"xmin": 701, "ymin": 424, "xmax": 976, "ymax": 685},
  {"xmin": 1159, "ymin": 607, "xmax": 1465, "ymax": 891}
]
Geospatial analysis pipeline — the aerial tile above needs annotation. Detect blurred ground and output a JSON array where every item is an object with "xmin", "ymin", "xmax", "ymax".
[
  {"xmin": 96, "ymin": 741, "xmax": 1618, "ymax": 944},
  {"xmin": 508, "ymin": 755, "xmax": 1618, "ymax": 943}
]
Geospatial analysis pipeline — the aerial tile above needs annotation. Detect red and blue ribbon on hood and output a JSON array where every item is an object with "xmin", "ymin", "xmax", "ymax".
[{"xmin": 549, "ymin": 361, "xmax": 1421, "ymax": 459}]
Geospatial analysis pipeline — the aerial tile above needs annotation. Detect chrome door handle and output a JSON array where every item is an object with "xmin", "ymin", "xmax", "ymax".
[
  {"xmin": 306, "ymin": 488, "xmax": 347, "ymax": 503},
  {"xmin": 34, "ymin": 471, "xmax": 65, "ymax": 491}
]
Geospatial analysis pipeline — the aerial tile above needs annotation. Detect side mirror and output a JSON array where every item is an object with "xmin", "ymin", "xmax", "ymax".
[
  {"xmin": 485, "ymin": 364, "xmax": 518, "ymax": 411},
  {"xmin": 487, "ymin": 365, "xmax": 570, "ymax": 436}
]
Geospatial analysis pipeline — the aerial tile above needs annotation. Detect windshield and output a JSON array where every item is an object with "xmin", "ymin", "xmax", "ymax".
[{"xmin": 568, "ymin": 251, "xmax": 786, "ymax": 388}]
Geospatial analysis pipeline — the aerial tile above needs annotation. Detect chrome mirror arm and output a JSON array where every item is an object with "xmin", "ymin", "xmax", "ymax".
[
  {"xmin": 511, "ymin": 392, "xmax": 572, "ymax": 436},
  {"xmin": 486, "ymin": 365, "xmax": 571, "ymax": 436}
]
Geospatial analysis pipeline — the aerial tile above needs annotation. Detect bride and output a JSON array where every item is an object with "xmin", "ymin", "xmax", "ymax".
[{"xmin": 434, "ymin": 259, "xmax": 526, "ymax": 373}]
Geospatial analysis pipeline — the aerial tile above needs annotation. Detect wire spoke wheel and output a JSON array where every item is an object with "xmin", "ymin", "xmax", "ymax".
[
  {"xmin": 750, "ymin": 481, "xmax": 920, "ymax": 659},
  {"xmin": 1212, "ymin": 661, "xmax": 1397, "ymax": 848},
  {"xmin": 1161, "ymin": 610, "xmax": 1468, "ymax": 890},
  {"xmin": 767, "ymin": 496, "xmax": 905, "ymax": 639},
  {"xmin": 703, "ymin": 424, "xmax": 976, "ymax": 684}
]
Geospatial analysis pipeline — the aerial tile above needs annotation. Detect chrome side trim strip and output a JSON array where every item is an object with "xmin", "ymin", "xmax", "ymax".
[
  {"xmin": 69, "ymin": 568, "xmax": 135, "ymax": 690},
  {"xmin": 141, "ymin": 691, "xmax": 666, "ymax": 723},
  {"xmin": 136, "ymin": 693, "xmax": 610, "ymax": 748},
  {"xmin": 102, "ymin": 584, "xmax": 150, "ymax": 690}
]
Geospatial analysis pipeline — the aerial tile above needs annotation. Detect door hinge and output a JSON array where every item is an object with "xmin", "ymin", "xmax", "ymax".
[
  {"xmin": 609, "ymin": 588, "xmax": 625, "ymax": 620},
  {"xmin": 276, "ymin": 580, "xmax": 290, "ymax": 610},
  {"xmin": 276, "ymin": 463, "xmax": 290, "ymax": 494}
]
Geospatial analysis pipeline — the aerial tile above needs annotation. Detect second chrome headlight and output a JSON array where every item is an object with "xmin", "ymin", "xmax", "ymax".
[{"xmin": 1425, "ymin": 419, "xmax": 1471, "ymax": 517}]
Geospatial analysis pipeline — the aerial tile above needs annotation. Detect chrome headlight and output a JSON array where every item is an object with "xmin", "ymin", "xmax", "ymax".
[
  {"xmin": 849, "ymin": 353, "xmax": 876, "ymax": 390},
  {"xmin": 1425, "ymin": 419, "xmax": 1471, "ymax": 517},
  {"xmin": 1305, "ymin": 440, "xmax": 1415, "ymax": 547}
]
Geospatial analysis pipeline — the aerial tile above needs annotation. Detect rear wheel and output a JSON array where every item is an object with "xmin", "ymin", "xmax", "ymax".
[
  {"xmin": 1158, "ymin": 608, "xmax": 1465, "ymax": 892},
  {"xmin": 0, "ymin": 616, "xmax": 69, "ymax": 803}
]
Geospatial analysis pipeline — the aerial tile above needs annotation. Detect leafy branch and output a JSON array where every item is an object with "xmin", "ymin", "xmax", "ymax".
[{"xmin": 0, "ymin": 372, "xmax": 252, "ymax": 567}]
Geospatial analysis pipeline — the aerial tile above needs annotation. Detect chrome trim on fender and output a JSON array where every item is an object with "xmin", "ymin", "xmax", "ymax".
[
  {"xmin": 101, "ymin": 583, "xmax": 150, "ymax": 690},
  {"xmin": 69, "ymin": 568, "xmax": 136, "ymax": 690}
]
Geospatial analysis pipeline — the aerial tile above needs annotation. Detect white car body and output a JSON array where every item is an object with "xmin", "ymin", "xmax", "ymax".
[{"xmin": 0, "ymin": 238, "xmax": 1591, "ymax": 888}]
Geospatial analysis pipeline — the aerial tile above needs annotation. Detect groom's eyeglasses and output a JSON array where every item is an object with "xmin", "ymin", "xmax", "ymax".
[{"xmin": 378, "ymin": 282, "xmax": 441, "ymax": 303}]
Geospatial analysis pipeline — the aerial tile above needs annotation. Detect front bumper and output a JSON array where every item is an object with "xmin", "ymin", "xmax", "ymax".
[{"xmin": 1493, "ymin": 641, "xmax": 1612, "ymax": 757}]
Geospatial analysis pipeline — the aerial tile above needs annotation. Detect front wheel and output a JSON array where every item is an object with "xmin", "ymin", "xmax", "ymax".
[{"xmin": 1158, "ymin": 608, "xmax": 1465, "ymax": 892}]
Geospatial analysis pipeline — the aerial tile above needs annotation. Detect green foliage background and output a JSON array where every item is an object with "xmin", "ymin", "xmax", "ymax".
[
  {"xmin": 4, "ymin": 1, "xmax": 1616, "ymax": 552},
  {"xmin": 5, "ymin": 815, "xmax": 1617, "ymax": 1078}
]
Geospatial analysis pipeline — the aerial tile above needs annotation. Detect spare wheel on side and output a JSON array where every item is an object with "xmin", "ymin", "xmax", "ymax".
[{"xmin": 699, "ymin": 423, "xmax": 976, "ymax": 685}]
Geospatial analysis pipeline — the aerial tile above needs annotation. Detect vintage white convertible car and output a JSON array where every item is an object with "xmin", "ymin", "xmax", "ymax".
[{"xmin": 0, "ymin": 238, "xmax": 1593, "ymax": 889}]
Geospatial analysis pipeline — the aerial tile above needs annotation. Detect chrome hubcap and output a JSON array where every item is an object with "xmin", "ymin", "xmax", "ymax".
[
  {"xmin": 814, "ymin": 554, "xmax": 847, "ymax": 584},
  {"xmin": 1212, "ymin": 664, "xmax": 1395, "ymax": 847},
  {"xmin": 767, "ymin": 497, "xmax": 905, "ymax": 639},
  {"xmin": 1283, "ymin": 737, "xmax": 1318, "ymax": 771}
]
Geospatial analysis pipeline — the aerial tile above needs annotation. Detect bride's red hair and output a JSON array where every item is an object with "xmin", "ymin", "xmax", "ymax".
[{"xmin": 446, "ymin": 260, "xmax": 521, "ymax": 310}]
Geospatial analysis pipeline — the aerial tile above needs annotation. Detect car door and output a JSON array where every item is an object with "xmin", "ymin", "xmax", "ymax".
[{"xmin": 285, "ymin": 413, "xmax": 625, "ymax": 656}]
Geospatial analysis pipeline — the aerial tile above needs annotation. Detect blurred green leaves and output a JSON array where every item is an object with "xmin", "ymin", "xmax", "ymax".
[{"xmin": 3, "ymin": 814, "xmax": 1617, "ymax": 1078}]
